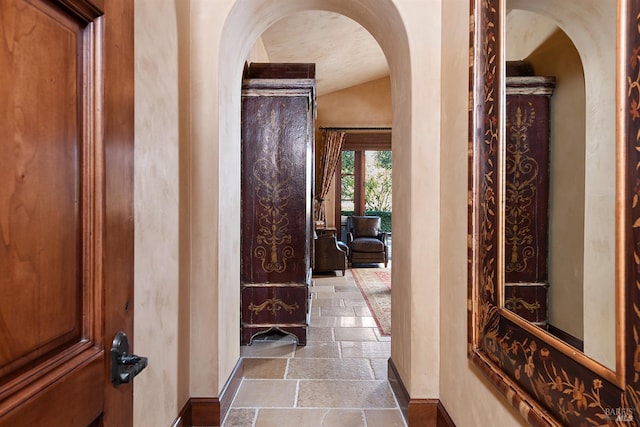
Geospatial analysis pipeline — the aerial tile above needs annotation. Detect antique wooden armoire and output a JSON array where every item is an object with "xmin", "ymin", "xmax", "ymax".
[
  {"xmin": 240, "ymin": 63, "xmax": 315, "ymax": 345},
  {"xmin": 503, "ymin": 61, "xmax": 555, "ymax": 328}
]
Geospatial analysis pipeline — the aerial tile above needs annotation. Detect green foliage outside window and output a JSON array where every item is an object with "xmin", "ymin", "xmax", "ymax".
[
  {"xmin": 341, "ymin": 150, "xmax": 392, "ymax": 233},
  {"xmin": 374, "ymin": 150, "xmax": 392, "ymax": 169},
  {"xmin": 342, "ymin": 150, "xmax": 354, "ymax": 173},
  {"xmin": 365, "ymin": 151, "xmax": 392, "ymax": 212},
  {"xmin": 341, "ymin": 175, "xmax": 354, "ymax": 202}
]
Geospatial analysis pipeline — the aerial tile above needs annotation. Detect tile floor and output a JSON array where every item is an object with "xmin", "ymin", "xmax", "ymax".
[{"xmin": 222, "ymin": 268, "xmax": 405, "ymax": 427}]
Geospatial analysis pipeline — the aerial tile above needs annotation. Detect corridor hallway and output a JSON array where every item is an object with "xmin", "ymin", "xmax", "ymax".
[{"xmin": 222, "ymin": 269, "xmax": 404, "ymax": 426}]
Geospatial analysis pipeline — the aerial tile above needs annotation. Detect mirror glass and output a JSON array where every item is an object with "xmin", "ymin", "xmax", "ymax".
[{"xmin": 502, "ymin": 0, "xmax": 617, "ymax": 370}]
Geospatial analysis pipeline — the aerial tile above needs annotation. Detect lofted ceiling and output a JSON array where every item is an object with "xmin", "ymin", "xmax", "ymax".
[{"xmin": 259, "ymin": 11, "xmax": 389, "ymax": 96}]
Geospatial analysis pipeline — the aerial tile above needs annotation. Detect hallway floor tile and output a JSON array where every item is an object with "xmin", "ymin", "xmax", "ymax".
[{"xmin": 222, "ymin": 268, "xmax": 405, "ymax": 427}]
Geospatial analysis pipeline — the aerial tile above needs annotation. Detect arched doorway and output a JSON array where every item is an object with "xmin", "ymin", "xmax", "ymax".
[
  {"xmin": 506, "ymin": 0, "xmax": 617, "ymax": 370},
  {"xmin": 188, "ymin": 0, "xmax": 434, "ymax": 412}
]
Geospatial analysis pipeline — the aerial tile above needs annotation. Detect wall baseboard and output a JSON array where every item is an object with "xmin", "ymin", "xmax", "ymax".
[
  {"xmin": 436, "ymin": 400, "xmax": 455, "ymax": 426},
  {"xmin": 171, "ymin": 399, "xmax": 194, "ymax": 427},
  {"xmin": 172, "ymin": 358, "xmax": 244, "ymax": 427},
  {"xmin": 388, "ymin": 358, "xmax": 455, "ymax": 427},
  {"xmin": 173, "ymin": 357, "xmax": 454, "ymax": 427}
]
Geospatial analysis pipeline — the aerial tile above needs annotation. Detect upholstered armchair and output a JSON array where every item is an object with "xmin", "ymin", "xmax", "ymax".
[
  {"xmin": 346, "ymin": 216, "xmax": 388, "ymax": 267},
  {"xmin": 313, "ymin": 233, "xmax": 348, "ymax": 276}
]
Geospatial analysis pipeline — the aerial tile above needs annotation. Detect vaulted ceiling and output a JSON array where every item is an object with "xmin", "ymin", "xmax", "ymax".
[{"xmin": 259, "ymin": 11, "xmax": 389, "ymax": 96}]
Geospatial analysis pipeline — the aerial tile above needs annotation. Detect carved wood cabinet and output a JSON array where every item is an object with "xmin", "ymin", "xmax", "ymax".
[
  {"xmin": 503, "ymin": 67, "xmax": 555, "ymax": 327},
  {"xmin": 240, "ymin": 63, "xmax": 315, "ymax": 345}
]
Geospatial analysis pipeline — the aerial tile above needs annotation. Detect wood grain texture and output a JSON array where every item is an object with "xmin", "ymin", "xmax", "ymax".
[
  {"xmin": 0, "ymin": 351, "xmax": 103, "ymax": 427},
  {"xmin": 172, "ymin": 359, "xmax": 244, "ymax": 427},
  {"xmin": 0, "ymin": 0, "xmax": 82, "ymax": 380},
  {"xmin": 388, "ymin": 358, "xmax": 456, "ymax": 426},
  {"xmin": 0, "ymin": 0, "xmax": 134, "ymax": 425},
  {"xmin": 101, "ymin": 0, "xmax": 135, "ymax": 425},
  {"xmin": 468, "ymin": 0, "xmax": 640, "ymax": 424},
  {"xmin": 241, "ymin": 64, "xmax": 315, "ymax": 345}
]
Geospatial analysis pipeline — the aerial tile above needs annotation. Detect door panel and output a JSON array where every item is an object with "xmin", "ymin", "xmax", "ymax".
[
  {"xmin": 0, "ymin": 354, "xmax": 103, "ymax": 427},
  {"xmin": 0, "ymin": 0, "xmax": 134, "ymax": 425},
  {"xmin": 0, "ymin": 0, "xmax": 83, "ymax": 380}
]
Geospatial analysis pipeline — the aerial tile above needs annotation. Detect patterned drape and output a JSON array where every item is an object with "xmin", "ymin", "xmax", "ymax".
[{"xmin": 315, "ymin": 129, "xmax": 346, "ymax": 224}]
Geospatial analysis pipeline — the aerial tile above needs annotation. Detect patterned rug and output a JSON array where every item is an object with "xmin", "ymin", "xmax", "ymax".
[{"xmin": 351, "ymin": 268, "xmax": 391, "ymax": 336}]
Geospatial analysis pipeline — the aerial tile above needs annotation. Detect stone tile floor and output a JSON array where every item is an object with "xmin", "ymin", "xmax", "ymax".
[{"xmin": 222, "ymin": 269, "xmax": 405, "ymax": 427}]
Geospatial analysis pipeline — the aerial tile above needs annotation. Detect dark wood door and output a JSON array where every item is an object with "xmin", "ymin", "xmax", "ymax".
[{"xmin": 0, "ymin": 0, "xmax": 134, "ymax": 425}]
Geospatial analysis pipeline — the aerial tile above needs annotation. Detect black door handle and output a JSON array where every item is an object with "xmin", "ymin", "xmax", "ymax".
[{"xmin": 110, "ymin": 331, "xmax": 148, "ymax": 386}]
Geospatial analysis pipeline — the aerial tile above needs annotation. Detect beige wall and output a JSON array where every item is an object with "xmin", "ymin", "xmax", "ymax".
[
  {"xmin": 530, "ymin": 29, "xmax": 586, "ymax": 342},
  {"xmin": 247, "ymin": 38, "xmax": 269, "ymax": 63},
  {"xmin": 438, "ymin": 0, "xmax": 526, "ymax": 425},
  {"xmin": 507, "ymin": 0, "xmax": 617, "ymax": 370},
  {"xmin": 133, "ymin": 0, "xmax": 529, "ymax": 425},
  {"xmin": 316, "ymin": 77, "xmax": 392, "ymax": 228},
  {"xmin": 509, "ymin": 0, "xmax": 617, "ymax": 371},
  {"xmin": 133, "ymin": 0, "xmax": 190, "ymax": 422},
  {"xmin": 318, "ymin": 76, "xmax": 392, "ymax": 127}
]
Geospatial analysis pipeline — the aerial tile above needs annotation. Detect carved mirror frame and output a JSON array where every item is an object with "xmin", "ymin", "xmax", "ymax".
[{"xmin": 468, "ymin": 0, "xmax": 640, "ymax": 424}]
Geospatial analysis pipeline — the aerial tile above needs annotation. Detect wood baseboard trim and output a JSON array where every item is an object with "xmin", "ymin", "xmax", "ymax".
[
  {"xmin": 387, "ymin": 358, "xmax": 410, "ymax": 420},
  {"xmin": 191, "ymin": 397, "xmax": 220, "ymax": 426},
  {"xmin": 172, "ymin": 397, "xmax": 219, "ymax": 427},
  {"xmin": 437, "ymin": 400, "xmax": 455, "ymax": 427},
  {"xmin": 218, "ymin": 357, "xmax": 244, "ymax": 423},
  {"xmin": 172, "ymin": 358, "xmax": 244, "ymax": 427},
  {"xmin": 387, "ymin": 358, "xmax": 455, "ymax": 427},
  {"xmin": 171, "ymin": 398, "xmax": 192, "ymax": 427}
]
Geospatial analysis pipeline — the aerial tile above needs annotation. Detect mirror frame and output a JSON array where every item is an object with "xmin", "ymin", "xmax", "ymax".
[{"xmin": 468, "ymin": 0, "xmax": 640, "ymax": 424}]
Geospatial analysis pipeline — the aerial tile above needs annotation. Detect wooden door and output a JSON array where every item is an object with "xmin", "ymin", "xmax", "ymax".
[{"xmin": 0, "ymin": 0, "xmax": 135, "ymax": 426}]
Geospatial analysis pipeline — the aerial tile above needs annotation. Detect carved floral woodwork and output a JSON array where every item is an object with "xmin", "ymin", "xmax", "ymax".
[
  {"xmin": 504, "ymin": 80, "xmax": 554, "ymax": 281},
  {"xmin": 505, "ymin": 104, "xmax": 540, "ymax": 276},
  {"xmin": 253, "ymin": 157, "xmax": 295, "ymax": 274},
  {"xmin": 504, "ymin": 76, "xmax": 555, "ymax": 326},
  {"xmin": 248, "ymin": 298, "xmax": 300, "ymax": 316},
  {"xmin": 468, "ymin": 0, "xmax": 640, "ymax": 425},
  {"xmin": 240, "ymin": 63, "xmax": 315, "ymax": 346}
]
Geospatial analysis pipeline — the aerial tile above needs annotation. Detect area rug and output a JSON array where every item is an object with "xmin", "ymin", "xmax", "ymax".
[{"xmin": 351, "ymin": 268, "xmax": 391, "ymax": 335}]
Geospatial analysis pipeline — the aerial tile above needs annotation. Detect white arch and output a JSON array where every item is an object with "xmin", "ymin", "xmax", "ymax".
[
  {"xmin": 508, "ymin": 0, "xmax": 617, "ymax": 369},
  {"xmin": 188, "ymin": 0, "xmax": 422, "ymax": 396}
]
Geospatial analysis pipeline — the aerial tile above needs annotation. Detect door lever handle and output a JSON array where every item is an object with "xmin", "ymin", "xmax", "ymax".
[
  {"xmin": 110, "ymin": 331, "xmax": 148, "ymax": 386},
  {"xmin": 119, "ymin": 354, "xmax": 141, "ymax": 364}
]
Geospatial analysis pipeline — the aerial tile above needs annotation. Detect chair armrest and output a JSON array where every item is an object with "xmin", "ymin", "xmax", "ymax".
[
  {"xmin": 346, "ymin": 232, "xmax": 354, "ymax": 245},
  {"xmin": 378, "ymin": 232, "xmax": 388, "ymax": 244},
  {"xmin": 314, "ymin": 235, "xmax": 348, "ymax": 273}
]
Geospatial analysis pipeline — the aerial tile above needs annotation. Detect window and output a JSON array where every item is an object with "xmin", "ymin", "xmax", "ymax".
[
  {"xmin": 325, "ymin": 128, "xmax": 392, "ymax": 240},
  {"xmin": 336, "ymin": 149, "xmax": 392, "ymax": 240},
  {"xmin": 339, "ymin": 150, "xmax": 392, "ymax": 215},
  {"xmin": 340, "ymin": 150, "xmax": 365, "ymax": 216}
]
